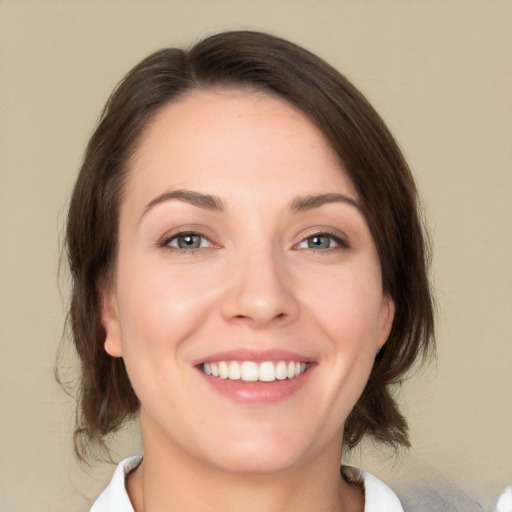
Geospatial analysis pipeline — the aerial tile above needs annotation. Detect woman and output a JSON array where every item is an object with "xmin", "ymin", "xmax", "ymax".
[{"xmin": 66, "ymin": 31, "xmax": 434, "ymax": 511}]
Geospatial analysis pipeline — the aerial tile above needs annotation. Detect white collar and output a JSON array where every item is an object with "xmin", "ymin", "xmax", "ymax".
[
  {"xmin": 90, "ymin": 455, "xmax": 142, "ymax": 512},
  {"xmin": 90, "ymin": 456, "xmax": 404, "ymax": 512}
]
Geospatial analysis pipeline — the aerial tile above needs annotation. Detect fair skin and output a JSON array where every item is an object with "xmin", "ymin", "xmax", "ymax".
[{"xmin": 102, "ymin": 89, "xmax": 395, "ymax": 512}]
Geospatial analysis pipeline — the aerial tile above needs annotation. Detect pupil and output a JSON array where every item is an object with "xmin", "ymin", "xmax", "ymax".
[
  {"xmin": 179, "ymin": 235, "xmax": 200, "ymax": 249},
  {"xmin": 309, "ymin": 236, "xmax": 329, "ymax": 249}
]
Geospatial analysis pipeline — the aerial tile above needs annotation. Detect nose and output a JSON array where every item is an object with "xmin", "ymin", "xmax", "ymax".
[{"xmin": 221, "ymin": 249, "xmax": 300, "ymax": 329}]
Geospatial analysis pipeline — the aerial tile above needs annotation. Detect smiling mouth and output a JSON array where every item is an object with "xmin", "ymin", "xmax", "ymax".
[{"xmin": 201, "ymin": 361, "xmax": 309, "ymax": 382}]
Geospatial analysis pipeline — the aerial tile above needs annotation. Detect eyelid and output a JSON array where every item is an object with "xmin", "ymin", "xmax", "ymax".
[
  {"xmin": 165, "ymin": 233, "xmax": 212, "ymax": 250},
  {"xmin": 293, "ymin": 228, "xmax": 350, "ymax": 251},
  {"xmin": 157, "ymin": 225, "xmax": 220, "ymax": 250}
]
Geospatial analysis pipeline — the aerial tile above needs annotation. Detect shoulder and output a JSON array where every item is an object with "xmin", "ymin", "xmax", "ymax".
[
  {"xmin": 493, "ymin": 485, "xmax": 512, "ymax": 512},
  {"xmin": 361, "ymin": 471, "xmax": 405, "ymax": 512},
  {"xmin": 342, "ymin": 466, "xmax": 405, "ymax": 512},
  {"xmin": 89, "ymin": 455, "xmax": 142, "ymax": 512}
]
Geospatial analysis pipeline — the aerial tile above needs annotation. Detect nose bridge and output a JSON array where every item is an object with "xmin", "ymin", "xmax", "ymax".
[{"xmin": 222, "ymin": 242, "xmax": 298, "ymax": 327}]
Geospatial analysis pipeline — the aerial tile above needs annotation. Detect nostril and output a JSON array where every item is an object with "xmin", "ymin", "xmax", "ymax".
[
  {"xmin": 221, "ymin": 283, "xmax": 299, "ymax": 327},
  {"xmin": 231, "ymin": 311, "xmax": 287, "ymax": 324}
]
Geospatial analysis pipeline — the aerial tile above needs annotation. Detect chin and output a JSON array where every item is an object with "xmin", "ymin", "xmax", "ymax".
[
  {"xmin": 208, "ymin": 447, "xmax": 305, "ymax": 475},
  {"xmin": 196, "ymin": 428, "xmax": 318, "ymax": 475}
]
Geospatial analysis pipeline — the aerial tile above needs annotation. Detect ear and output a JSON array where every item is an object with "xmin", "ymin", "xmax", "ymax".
[
  {"xmin": 377, "ymin": 295, "xmax": 395, "ymax": 349},
  {"xmin": 101, "ymin": 287, "xmax": 123, "ymax": 358}
]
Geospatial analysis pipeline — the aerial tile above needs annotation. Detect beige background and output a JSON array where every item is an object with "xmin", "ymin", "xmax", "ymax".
[{"xmin": 1, "ymin": 1, "xmax": 511, "ymax": 510}]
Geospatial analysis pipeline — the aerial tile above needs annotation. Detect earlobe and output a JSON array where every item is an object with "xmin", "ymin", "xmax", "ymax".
[
  {"xmin": 101, "ymin": 288, "xmax": 123, "ymax": 358},
  {"xmin": 377, "ymin": 295, "xmax": 395, "ymax": 349}
]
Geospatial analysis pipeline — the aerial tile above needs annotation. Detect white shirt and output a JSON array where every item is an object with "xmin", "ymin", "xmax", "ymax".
[
  {"xmin": 90, "ymin": 456, "xmax": 404, "ymax": 512},
  {"xmin": 493, "ymin": 485, "xmax": 512, "ymax": 512}
]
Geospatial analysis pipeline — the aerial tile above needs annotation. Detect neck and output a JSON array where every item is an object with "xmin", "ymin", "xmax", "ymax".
[{"xmin": 127, "ymin": 422, "xmax": 363, "ymax": 512}]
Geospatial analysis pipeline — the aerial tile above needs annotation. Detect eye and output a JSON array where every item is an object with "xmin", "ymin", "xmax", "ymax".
[
  {"xmin": 297, "ymin": 233, "xmax": 346, "ymax": 250},
  {"xmin": 164, "ymin": 232, "xmax": 212, "ymax": 250}
]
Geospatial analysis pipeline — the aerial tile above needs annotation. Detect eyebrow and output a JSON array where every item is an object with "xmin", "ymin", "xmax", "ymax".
[
  {"xmin": 289, "ymin": 193, "xmax": 361, "ymax": 213},
  {"xmin": 141, "ymin": 189, "xmax": 225, "ymax": 221},
  {"xmin": 141, "ymin": 189, "xmax": 360, "ymax": 222}
]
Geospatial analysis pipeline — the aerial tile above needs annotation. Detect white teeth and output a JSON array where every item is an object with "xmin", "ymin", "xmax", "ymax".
[
  {"xmin": 219, "ymin": 361, "xmax": 229, "ymax": 379},
  {"xmin": 259, "ymin": 361, "xmax": 275, "ymax": 382},
  {"xmin": 287, "ymin": 361, "xmax": 295, "ymax": 379},
  {"xmin": 275, "ymin": 361, "xmax": 288, "ymax": 380},
  {"xmin": 201, "ymin": 360, "xmax": 308, "ymax": 382},
  {"xmin": 241, "ymin": 361, "xmax": 259, "ymax": 381},
  {"xmin": 228, "ymin": 361, "xmax": 240, "ymax": 380}
]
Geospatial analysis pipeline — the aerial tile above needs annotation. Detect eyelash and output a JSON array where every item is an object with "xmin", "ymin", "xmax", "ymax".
[
  {"xmin": 295, "ymin": 231, "xmax": 350, "ymax": 252},
  {"xmin": 159, "ymin": 230, "xmax": 349, "ymax": 254},
  {"xmin": 160, "ymin": 230, "xmax": 215, "ymax": 254}
]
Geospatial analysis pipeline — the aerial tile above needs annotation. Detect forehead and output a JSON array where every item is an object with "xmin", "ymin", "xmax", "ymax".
[{"xmin": 125, "ymin": 88, "xmax": 357, "ymax": 207}]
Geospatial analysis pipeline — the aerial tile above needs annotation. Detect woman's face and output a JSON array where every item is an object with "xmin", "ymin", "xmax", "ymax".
[{"xmin": 103, "ymin": 89, "xmax": 394, "ymax": 474}]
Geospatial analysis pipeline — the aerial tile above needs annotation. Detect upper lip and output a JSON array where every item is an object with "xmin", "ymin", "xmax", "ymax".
[{"xmin": 192, "ymin": 349, "xmax": 314, "ymax": 365}]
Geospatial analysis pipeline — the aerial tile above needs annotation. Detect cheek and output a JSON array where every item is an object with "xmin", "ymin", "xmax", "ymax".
[
  {"xmin": 115, "ymin": 256, "xmax": 222, "ymax": 357},
  {"xmin": 113, "ymin": 260, "xmax": 224, "ymax": 414},
  {"xmin": 303, "ymin": 268, "xmax": 385, "ymax": 345}
]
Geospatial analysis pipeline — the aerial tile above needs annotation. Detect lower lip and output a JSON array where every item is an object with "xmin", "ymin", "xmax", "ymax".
[{"xmin": 198, "ymin": 367, "xmax": 313, "ymax": 404}]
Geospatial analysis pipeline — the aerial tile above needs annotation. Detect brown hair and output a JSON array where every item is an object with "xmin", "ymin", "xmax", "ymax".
[{"xmin": 65, "ymin": 30, "xmax": 434, "ymax": 460}]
